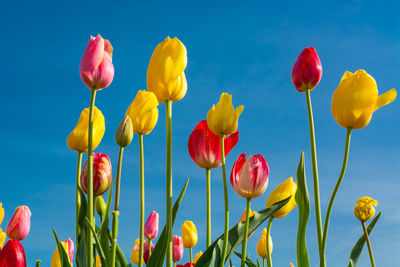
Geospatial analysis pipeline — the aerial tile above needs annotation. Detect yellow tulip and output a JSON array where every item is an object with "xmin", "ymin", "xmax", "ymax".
[
  {"xmin": 331, "ymin": 70, "xmax": 397, "ymax": 129},
  {"xmin": 266, "ymin": 177, "xmax": 297, "ymax": 218},
  {"xmin": 0, "ymin": 203, "xmax": 4, "ymax": 224},
  {"xmin": 0, "ymin": 228, "xmax": 5, "ymax": 249},
  {"xmin": 130, "ymin": 239, "xmax": 142, "ymax": 265},
  {"xmin": 126, "ymin": 90, "xmax": 159, "ymax": 135},
  {"xmin": 67, "ymin": 106, "xmax": 105, "ymax": 152},
  {"xmin": 181, "ymin": 220, "xmax": 198, "ymax": 248},
  {"xmin": 207, "ymin": 93, "xmax": 244, "ymax": 136},
  {"xmin": 354, "ymin": 196, "xmax": 378, "ymax": 222},
  {"xmin": 51, "ymin": 241, "xmax": 71, "ymax": 267},
  {"xmin": 193, "ymin": 251, "xmax": 203, "ymax": 264},
  {"xmin": 96, "ymin": 254, "xmax": 101, "ymax": 267},
  {"xmin": 256, "ymin": 228, "xmax": 273, "ymax": 258},
  {"xmin": 147, "ymin": 36, "xmax": 187, "ymax": 103}
]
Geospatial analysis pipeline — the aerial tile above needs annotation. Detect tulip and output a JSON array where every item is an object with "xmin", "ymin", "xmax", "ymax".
[
  {"xmin": 172, "ymin": 235, "xmax": 184, "ymax": 263},
  {"xmin": 256, "ymin": 228, "xmax": 273, "ymax": 258},
  {"xmin": 95, "ymin": 196, "xmax": 107, "ymax": 218},
  {"xmin": 238, "ymin": 208, "xmax": 257, "ymax": 237},
  {"xmin": 126, "ymin": 90, "xmax": 159, "ymax": 135},
  {"xmin": 181, "ymin": 221, "xmax": 198, "ymax": 249},
  {"xmin": 0, "ymin": 203, "xmax": 5, "ymax": 249},
  {"xmin": 291, "ymin": 47, "xmax": 322, "ymax": 92},
  {"xmin": 147, "ymin": 36, "xmax": 187, "ymax": 103},
  {"xmin": 0, "ymin": 203, "xmax": 3, "ymax": 224},
  {"xmin": 51, "ymin": 239, "xmax": 74, "ymax": 267},
  {"xmin": 331, "ymin": 69, "xmax": 396, "ymax": 129},
  {"xmin": 143, "ymin": 240, "xmax": 155, "ymax": 264},
  {"xmin": 115, "ymin": 116, "xmax": 134, "ymax": 148},
  {"xmin": 80, "ymin": 153, "xmax": 112, "ymax": 196},
  {"xmin": 176, "ymin": 263, "xmax": 195, "ymax": 267},
  {"xmin": 67, "ymin": 106, "xmax": 106, "ymax": 153},
  {"xmin": 80, "ymin": 34, "xmax": 114, "ymax": 90},
  {"xmin": 6, "ymin": 206, "xmax": 31, "ymax": 241},
  {"xmin": 193, "ymin": 251, "xmax": 202, "ymax": 264},
  {"xmin": 0, "ymin": 240, "xmax": 27, "ymax": 267},
  {"xmin": 188, "ymin": 120, "xmax": 239, "ymax": 169},
  {"xmin": 354, "ymin": 196, "xmax": 378, "ymax": 222},
  {"xmin": 230, "ymin": 153, "xmax": 269, "ymax": 199},
  {"xmin": 130, "ymin": 239, "xmax": 141, "ymax": 265},
  {"xmin": 144, "ymin": 211, "xmax": 159, "ymax": 240},
  {"xmin": 266, "ymin": 177, "xmax": 297, "ymax": 218},
  {"xmin": 207, "ymin": 93, "xmax": 244, "ymax": 136},
  {"xmin": 96, "ymin": 254, "xmax": 101, "ymax": 267}
]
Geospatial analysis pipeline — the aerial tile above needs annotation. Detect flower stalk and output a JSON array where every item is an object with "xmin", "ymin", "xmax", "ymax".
[
  {"xmin": 361, "ymin": 221, "xmax": 376, "ymax": 267},
  {"xmin": 206, "ymin": 168, "xmax": 211, "ymax": 248},
  {"xmin": 139, "ymin": 134, "xmax": 145, "ymax": 267},
  {"xmin": 241, "ymin": 198, "xmax": 251, "ymax": 267},
  {"xmin": 220, "ymin": 135, "xmax": 229, "ymax": 267},
  {"xmin": 266, "ymin": 217, "xmax": 273, "ymax": 267},
  {"xmin": 75, "ymin": 151, "xmax": 82, "ymax": 250},
  {"xmin": 166, "ymin": 100, "xmax": 173, "ymax": 267}
]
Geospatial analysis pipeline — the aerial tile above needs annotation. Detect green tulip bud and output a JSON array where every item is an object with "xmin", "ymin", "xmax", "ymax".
[
  {"xmin": 96, "ymin": 196, "xmax": 107, "ymax": 218},
  {"xmin": 115, "ymin": 116, "xmax": 133, "ymax": 147}
]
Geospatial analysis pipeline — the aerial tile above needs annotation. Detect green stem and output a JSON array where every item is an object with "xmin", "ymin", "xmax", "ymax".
[
  {"xmin": 305, "ymin": 89, "xmax": 323, "ymax": 264},
  {"xmin": 321, "ymin": 128, "xmax": 352, "ymax": 264},
  {"xmin": 241, "ymin": 199, "xmax": 251, "ymax": 267},
  {"xmin": 36, "ymin": 260, "xmax": 41, "ymax": 267},
  {"xmin": 139, "ymin": 134, "xmax": 145, "ymax": 267},
  {"xmin": 266, "ymin": 217, "xmax": 273, "ymax": 267},
  {"xmin": 263, "ymin": 258, "xmax": 265, "ymax": 267},
  {"xmin": 75, "ymin": 151, "xmax": 82, "ymax": 254},
  {"xmin": 166, "ymin": 100, "xmax": 173, "ymax": 267},
  {"xmin": 206, "ymin": 168, "xmax": 211, "ymax": 248},
  {"xmin": 87, "ymin": 88, "xmax": 97, "ymax": 267},
  {"xmin": 111, "ymin": 146, "xmax": 124, "ymax": 267},
  {"xmin": 190, "ymin": 247, "xmax": 193, "ymax": 263},
  {"xmin": 220, "ymin": 135, "xmax": 229, "ymax": 267},
  {"xmin": 362, "ymin": 221, "xmax": 376, "ymax": 267},
  {"xmin": 149, "ymin": 239, "xmax": 152, "ymax": 258}
]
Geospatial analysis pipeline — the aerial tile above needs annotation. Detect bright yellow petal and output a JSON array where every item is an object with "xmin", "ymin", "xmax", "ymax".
[{"xmin": 374, "ymin": 88, "xmax": 397, "ymax": 111}]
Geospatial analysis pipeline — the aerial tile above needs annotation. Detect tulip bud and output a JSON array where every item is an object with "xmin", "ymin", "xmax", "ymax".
[
  {"xmin": 172, "ymin": 235, "xmax": 184, "ymax": 262},
  {"xmin": 0, "ymin": 203, "xmax": 4, "ymax": 225},
  {"xmin": 80, "ymin": 153, "xmax": 112, "ymax": 196},
  {"xmin": 96, "ymin": 254, "xmax": 102, "ymax": 267},
  {"xmin": 177, "ymin": 263, "xmax": 195, "ymax": 267},
  {"xmin": 0, "ymin": 229, "xmax": 5, "ymax": 249},
  {"xmin": 80, "ymin": 34, "xmax": 114, "ymax": 90},
  {"xmin": 143, "ymin": 240, "xmax": 155, "ymax": 264},
  {"xmin": 130, "ymin": 239, "xmax": 141, "ymax": 265},
  {"xmin": 0, "ymin": 240, "xmax": 27, "ymax": 267},
  {"xmin": 291, "ymin": 47, "xmax": 322, "ymax": 92},
  {"xmin": 96, "ymin": 196, "xmax": 107, "ymax": 218},
  {"xmin": 144, "ymin": 211, "xmax": 159, "ymax": 240},
  {"xmin": 6, "ymin": 206, "xmax": 31, "ymax": 241},
  {"xmin": 181, "ymin": 221, "xmax": 198, "ymax": 248},
  {"xmin": 256, "ymin": 228, "xmax": 273, "ymax": 258},
  {"xmin": 193, "ymin": 251, "xmax": 202, "ymax": 264},
  {"xmin": 230, "ymin": 153, "xmax": 269, "ymax": 199},
  {"xmin": 354, "ymin": 196, "xmax": 378, "ymax": 222},
  {"xmin": 207, "ymin": 93, "xmax": 244, "ymax": 136},
  {"xmin": 51, "ymin": 239, "xmax": 73, "ymax": 267},
  {"xmin": 266, "ymin": 177, "xmax": 297, "ymax": 218},
  {"xmin": 115, "ymin": 116, "xmax": 134, "ymax": 147}
]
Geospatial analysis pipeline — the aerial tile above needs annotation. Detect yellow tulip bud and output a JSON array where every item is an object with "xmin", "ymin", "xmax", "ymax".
[
  {"xmin": 207, "ymin": 93, "xmax": 244, "ymax": 136},
  {"xmin": 51, "ymin": 241, "xmax": 70, "ymax": 267},
  {"xmin": 115, "ymin": 116, "xmax": 134, "ymax": 147},
  {"xmin": 354, "ymin": 196, "xmax": 378, "ymax": 222},
  {"xmin": 331, "ymin": 70, "xmax": 397, "ymax": 129},
  {"xmin": 266, "ymin": 177, "xmax": 297, "ymax": 218},
  {"xmin": 96, "ymin": 254, "xmax": 101, "ymax": 267},
  {"xmin": 193, "ymin": 251, "xmax": 203, "ymax": 264},
  {"xmin": 181, "ymin": 220, "xmax": 198, "ymax": 248},
  {"xmin": 0, "ymin": 228, "xmax": 5, "ymax": 249},
  {"xmin": 147, "ymin": 36, "xmax": 187, "ymax": 103},
  {"xmin": 256, "ymin": 228, "xmax": 273, "ymax": 258},
  {"xmin": 126, "ymin": 90, "xmax": 159, "ymax": 135},
  {"xmin": 130, "ymin": 239, "xmax": 142, "ymax": 265},
  {"xmin": 67, "ymin": 106, "xmax": 105, "ymax": 152},
  {"xmin": 0, "ymin": 203, "xmax": 4, "ymax": 225}
]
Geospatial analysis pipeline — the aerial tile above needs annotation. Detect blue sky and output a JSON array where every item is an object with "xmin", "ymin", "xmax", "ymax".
[{"xmin": 1, "ymin": 0, "xmax": 399, "ymax": 266}]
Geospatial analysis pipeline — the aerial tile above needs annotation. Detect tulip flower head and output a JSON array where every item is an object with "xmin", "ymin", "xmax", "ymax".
[
  {"xmin": 291, "ymin": 47, "xmax": 322, "ymax": 92},
  {"xmin": 193, "ymin": 251, "xmax": 203, "ymax": 264},
  {"xmin": 354, "ymin": 196, "xmax": 378, "ymax": 222},
  {"xmin": 172, "ymin": 235, "xmax": 184, "ymax": 262},
  {"xmin": 67, "ymin": 106, "xmax": 106, "ymax": 153},
  {"xmin": 130, "ymin": 239, "xmax": 141, "ymax": 265},
  {"xmin": 80, "ymin": 153, "xmax": 112, "ymax": 196},
  {"xmin": 147, "ymin": 36, "xmax": 187, "ymax": 103},
  {"xmin": 207, "ymin": 93, "xmax": 244, "ymax": 136},
  {"xmin": 266, "ymin": 177, "xmax": 297, "ymax": 218},
  {"xmin": 143, "ymin": 240, "xmax": 155, "ymax": 264},
  {"xmin": 115, "ymin": 116, "xmax": 134, "ymax": 147},
  {"xmin": 331, "ymin": 69, "xmax": 397, "ymax": 129},
  {"xmin": 188, "ymin": 120, "xmax": 239, "ymax": 169},
  {"xmin": 181, "ymin": 221, "xmax": 198, "ymax": 248},
  {"xmin": 0, "ymin": 203, "xmax": 5, "ymax": 249},
  {"xmin": 144, "ymin": 211, "xmax": 159, "ymax": 240},
  {"xmin": 256, "ymin": 228, "xmax": 273, "ymax": 258},
  {"xmin": 51, "ymin": 238, "xmax": 74, "ymax": 267},
  {"xmin": 6, "ymin": 206, "xmax": 31, "ymax": 241},
  {"xmin": 230, "ymin": 153, "xmax": 269, "ymax": 199},
  {"xmin": 95, "ymin": 196, "xmax": 107, "ymax": 218},
  {"xmin": 176, "ymin": 263, "xmax": 195, "ymax": 267},
  {"xmin": 126, "ymin": 90, "xmax": 159, "ymax": 135},
  {"xmin": 96, "ymin": 254, "xmax": 101, "ymax": 267},
  {"xmin": 0, "ymin": 240, "xmax": 27, "ymax": 267},
  {"xmin": 80, "ymin": 34, "xmax": 114, "ymax": 90}
]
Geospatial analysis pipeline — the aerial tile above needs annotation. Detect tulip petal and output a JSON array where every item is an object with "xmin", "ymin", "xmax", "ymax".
[
  {"xmin": 224, "ymin": 131, "xmax": 239, "ymax": 156},
  {"xmin": 374, "ymin": 88, "xmax": 397, "ymax": 111}
]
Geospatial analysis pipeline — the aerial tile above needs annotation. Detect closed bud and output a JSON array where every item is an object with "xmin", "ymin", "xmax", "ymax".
[
  {"xmin": 181, "ymin": 221, "xmax": 197, "ymax": 248},
  {"xmin": 172, "ymin": 235, "xmax": 184, "ymax": 262},
  {"xmin": 6, "ymin": 206, "xmax": 31, "ymax": 241},
  {"xmin": 0, "ymin": 240, "xmax": 27, "ymax": 267},
  {"xmin": 144, "ymin": 211, "xmax": 159, "ymax": 240},
  {"xmin": 80, "ymin": 153, "xmax": 112, "ymax": 196},
  {"xmin": 96, "ymin": 196, "xmax": 107, "ymax": 218},
  {"xmin": 354, "ymin": 196, "xmax": 378, "ymax": 222},
  {"xmin": 115, "ymin": 116, "xmax": 133, "ymax": 147},
  {"xmin": 266, "ymin": 177, "xmax": 297, "ymax": 218}
]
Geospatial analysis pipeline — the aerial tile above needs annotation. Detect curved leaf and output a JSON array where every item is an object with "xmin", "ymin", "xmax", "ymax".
[{"xmin": 52, "ymin": 228, "xmax": 72, "ymax": 267}]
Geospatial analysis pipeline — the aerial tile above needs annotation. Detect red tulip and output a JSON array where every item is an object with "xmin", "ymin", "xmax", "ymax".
[
  {"xmin": 80, "ymin": 153, "xmax": 112, "ymax": 196},
  {"xmin": 188, "ymin": 120, "xmax": 239, "ymax": 169},
  {"xmin": 80, "ymin": 34, "xmax": 114, "ymax": 90},
  {"xmin": 6, "ymin": 206, "xmax": 31, "ymax": 241},
  {"xmin": 176, "ymin": 263, "xmax": 195, "ymax": 267},
  {"xmin": 291, "ymin": 47, "xmax": 322, "ymax": 92},
  {"xmin": 172, "ymin": 235, "xmax": 184, "ymax": 262},
  {"xmin": 0, "ymin": 240, "xmax": 27, "ymax": 267},
  {"xmin": 230, "ymin": 153, "xmax": 269, "ymax": 199}
]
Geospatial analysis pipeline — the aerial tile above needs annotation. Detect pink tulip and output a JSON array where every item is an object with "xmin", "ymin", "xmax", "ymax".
[
  {"xmin": 80, "ymin": 34, "xmax": 114, "ymax": 90},
  {"xmin": 143, "ymin": 240, "xmax": 155, "ymax": 264},
  {"xmin": 65, "ymin": 238, "xmax": 74, "ymax": 263},
  {"xmin": 291, "ymin": 47, "xmax": 322, "ymax": 92},
  {"xmin": 230, "ymin": 153, "xmax": 269, "ymax": 199},
  {"xmin": 81, "ymin": 153, "xmax": 112, "ymax": 196},
  {"xmin": 0, "ymin": 240, "xmax": 27, "ymax": 267},
  {"xmin": 144, "ymin": 211, "xmax": 159, "ymax": 240},
  {"xmin": 172, "ymin": 235, "xmax": 184, "ymax": 262},
  {"xmin": 6, "ymin": 206, "xmax": 31, "ymax": 241}
]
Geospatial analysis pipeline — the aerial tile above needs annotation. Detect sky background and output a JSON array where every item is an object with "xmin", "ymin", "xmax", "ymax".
[{"xmin": 1, "ymin": 0, "xmax": 399, "ymax": 266}]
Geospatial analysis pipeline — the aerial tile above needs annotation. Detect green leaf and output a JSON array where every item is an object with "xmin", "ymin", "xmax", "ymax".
[
  {"xmin": 295, "ymin": 152, "xmax": 310, "ymax": 267},
  {"xmin": 76, "ymin": 227, "xmax": 87, "ymax": 267},
  {"xmin": 106, "ymin": 228, "xmax": 130, "ymax": 267},
  {"xmin": 85, "ymin": 217, "xmax": 108, "ymax": 267},
  {"xmin": 146, "ymin": 178, "xmax": 190, "ymax": 267},
  {"xmin": 99, "ymin": 179, "xmax": 114, "ymax": 263},
  {"xmin": 347, "ymin": 212, "xmax": 382, "ymax": 267},
  {"xmin": 233, "ymin": 252, "xmax": 258, "ymax": 267},
  {"xmin": 195, "ymin": 197, "xmax": 290, "ymax": 267},
  {"xmin": 52, "ymin": 228, "xmax": 72, "ymax": 267},
  {"xmin": 77, "ymin": 186, "xmax": 88, "ymax": 238}
]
